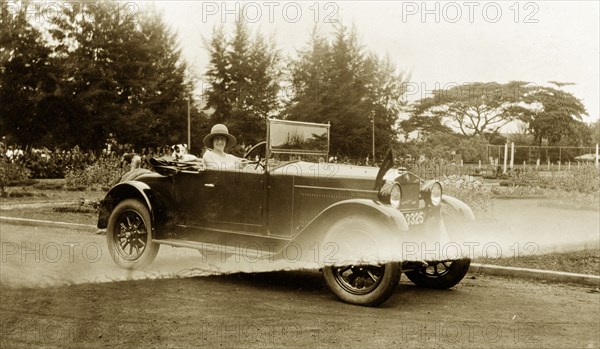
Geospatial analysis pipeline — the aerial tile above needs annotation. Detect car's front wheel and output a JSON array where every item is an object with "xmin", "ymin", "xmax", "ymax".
[
  {"xmin": 107, "ymin": 199, "xmax": 159, "ymax": 269},
  {"xmin": 404, "ymin": 259, "xmax": 471, "ymax": 289},
  {"xmin": 320, "ymin": 216, "xmax": 401, "ymax": 306},
  {"xmin": 323, "ymin": 262, "xmax": 401, "ymax": 306}
]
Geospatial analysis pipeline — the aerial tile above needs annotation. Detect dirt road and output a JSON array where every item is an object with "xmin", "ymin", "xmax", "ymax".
[{"xmin": 1, "ymin": 223, "xmax": 599, "ymax": 348}]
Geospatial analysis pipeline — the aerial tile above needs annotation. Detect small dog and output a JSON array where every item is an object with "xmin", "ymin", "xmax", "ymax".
[{"xmin": 171, "ymin": 144, "xmax": 198, "ymax": 161}]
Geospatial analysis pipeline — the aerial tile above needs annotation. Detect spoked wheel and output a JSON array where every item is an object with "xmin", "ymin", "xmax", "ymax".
[
  {"xmin": 323, "ymin": 263, "xmax": 401, "ymax": 306},
  {"xmin": 321, "ymin": 216, "xmax": 401, "ymax": 306},
  {"xmin": 404, "ymin": 259, "xmax": 471, "ymax": 289},
  {"xmin": 331, "ymin": 264, "xmax": 386, "ymax": 295},
  {"xmin": 107, "ymin": 199, "xmax": 159, "ymax": 269}
]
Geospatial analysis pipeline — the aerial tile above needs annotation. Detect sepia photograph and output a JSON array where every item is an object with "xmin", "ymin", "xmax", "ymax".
[{"xmin": 1, "ymin": 1, "xmax": 599, "ymax": 348}]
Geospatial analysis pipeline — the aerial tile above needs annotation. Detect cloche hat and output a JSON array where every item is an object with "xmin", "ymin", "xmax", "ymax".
[{"xmin": 203, "ymin": 124, "xmax": 237, "ymax": 150}]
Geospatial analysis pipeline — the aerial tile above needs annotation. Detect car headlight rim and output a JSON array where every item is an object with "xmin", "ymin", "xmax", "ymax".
[
  {"xmin": 390, "ymin": 184, "xmax": 402, "ymax": 209},
  {"xmin": 430, "ymin": 182, "xmax": 442, "ymax": 206}
]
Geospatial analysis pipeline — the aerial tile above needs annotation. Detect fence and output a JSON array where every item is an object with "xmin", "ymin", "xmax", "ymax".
[
  {"xmin": 485, "ymin": 144, "xmax": 597, "ymax": 164},
  {"xmin": 482, "ymin": 144, "xmax": 599, "ymax": 173}
]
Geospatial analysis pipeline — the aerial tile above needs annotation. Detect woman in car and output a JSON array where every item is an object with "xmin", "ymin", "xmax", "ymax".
[{"xmin": 202, "ymin": 124, "xmax": 247, "ymax": 170}]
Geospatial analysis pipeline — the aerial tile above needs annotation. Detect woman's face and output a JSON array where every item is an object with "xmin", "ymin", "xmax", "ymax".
[{"xmin": 212, "ymin": 136, "xmax": 227, "ymax": 151}]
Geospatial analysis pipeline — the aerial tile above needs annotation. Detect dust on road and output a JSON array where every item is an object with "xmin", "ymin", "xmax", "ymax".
[{"xmin": 1, "ymin": 198, "xmax": 599, "ymax": 348}]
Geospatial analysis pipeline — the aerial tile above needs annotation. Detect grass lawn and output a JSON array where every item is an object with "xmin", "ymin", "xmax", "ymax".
[
  {"xmin": 1, "ymin": 179, "xmax": 102, "ymax": 226},
  {"xmin": 475, "ymin": 249, "xmax": 600, "ymax": 276}
]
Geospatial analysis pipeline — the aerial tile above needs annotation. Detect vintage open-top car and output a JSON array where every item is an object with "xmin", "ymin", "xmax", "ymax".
[{"xmin": 98, "ymin": 119, "xmax": 474, "ymax": 306}]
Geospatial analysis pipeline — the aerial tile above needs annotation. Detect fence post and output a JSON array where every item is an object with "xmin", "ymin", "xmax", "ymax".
[
  {"xmin": 596, "ymin": 144, "xmax": 599, "ymax": 169},
  {"xmin": 536, "ymin": 158, "xmax": 540, "ymax": 170},
  {"xmin": 503, "ymin": 143, "xmax": 508, "ymax": 174},
  {"xmin": 510, "ymin": 142, "xmax": 515, "ymax": 170}
]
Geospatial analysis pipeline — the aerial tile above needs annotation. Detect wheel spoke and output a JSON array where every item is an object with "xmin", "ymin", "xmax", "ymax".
[
  {"xmin": 338, "ymin": 265, "xmax": 352, "ymax": 273},
  {"xmin": 367, "ymin": 270, "xmax": 379, "ymax": 282},
  {"xmin": 332, "ymin": 265, "xmax": 384, "ymax": 295},
  {"xmin": 133, "ymin": 217, "xmax": 142, "ymax": 231}
]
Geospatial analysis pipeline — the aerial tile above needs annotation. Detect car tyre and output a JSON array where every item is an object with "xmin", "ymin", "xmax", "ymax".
[
  {"xmin": 321, "ymin": 216, "xmax": 401, "ymax": 306},
  {"xmin": 404, "ymin": 259, "xmax": 471, "ymax": 289},
  {"xmin": 107, "ymin": 199, "xmax": 159, "ymax": 269},
  {"xmin": 323, "ymin": 262, "xmax": 401, "ymax": 306}
]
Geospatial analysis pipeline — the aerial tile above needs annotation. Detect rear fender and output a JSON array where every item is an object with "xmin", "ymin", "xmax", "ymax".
[
  {"xmin": 97, "ymin": 181, "xmax": 154, "ymax": 229},
  {"xmin": 441, "ymin": 195, "xmax": 475, "ymax": 221}
]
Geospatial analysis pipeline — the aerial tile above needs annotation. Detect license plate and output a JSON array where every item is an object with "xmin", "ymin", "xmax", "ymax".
[{"xmin": 404, "ymin": 211, "xmax": 425, "ymax": 225}]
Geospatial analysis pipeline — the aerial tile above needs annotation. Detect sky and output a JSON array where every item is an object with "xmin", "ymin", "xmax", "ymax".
[{"xmin": 152, "ymin": 1, "xmax": 600, "ymax": 124}]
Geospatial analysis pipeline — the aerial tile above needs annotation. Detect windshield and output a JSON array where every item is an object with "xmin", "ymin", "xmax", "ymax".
[{"xmin": 268, "ymin": 119, "xmax": 330, "ymax": 160}]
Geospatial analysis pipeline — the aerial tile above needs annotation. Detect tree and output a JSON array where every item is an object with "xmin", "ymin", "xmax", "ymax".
[
  {"xmin": 203, "ymin": 25, "xmax": 231, "ymax": 124},
  {"xmin": 283, "ymin": 27, "xmax": 331, "ymax": 124},
  {"xmin": 0, "ymin": 0, "xmax": 56, "ymax": 146},
  {"xmin": 588, "ymin": 120, "xmax": 600, "ymax": 145},
  {"xmin": 284, "ymin": 25, "xmax": 408, "ymax": 159},
  {"xmin": 522, "ymin": 84, "xmax": 587, "ymax": 145},
  {"xmin": 399, "ymin": 114, "xmax": 452, "ymax": 141},
  {"xmin": 116, "ymin": 8, "xmax": 197, "ymax": 149},
  {"xmin": 408, "ymin": 81, "xmax": 531, "ymax": 138},
  {"xmin": 46, "ymin": 2, "xmax": 197, "ymax": 150},
  {"xmin": 364, "ymin": 54, "xmax": 410, "ymax": 156},
  {"xmin": 47, "ymin": 1, "xmax": 136, "ymax": 149},
  {"xmin": 203, "ymin": 21, "xmax": 280, "ymax": 147}
]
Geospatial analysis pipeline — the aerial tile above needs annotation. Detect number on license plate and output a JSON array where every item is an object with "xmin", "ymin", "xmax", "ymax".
[{"xmin": 404, "ymin": 211, "xmax": 424, "ymax": 225}]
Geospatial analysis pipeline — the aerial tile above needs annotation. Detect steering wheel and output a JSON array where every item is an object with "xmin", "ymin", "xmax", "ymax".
[{"xmin": 243, "ymin": 141, "xmax": 267, "ymax": 170}]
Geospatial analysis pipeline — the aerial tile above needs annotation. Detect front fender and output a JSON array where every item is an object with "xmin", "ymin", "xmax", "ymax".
[
  {"xmin": 278, "ymin": 199, "xmax": 409, "ymax": 262},
  {"xmin": 97, "ymin": 181, "xmax": 154, "ymax": 229},
  {"xmin": 304, "ymin": 198, "xmax": 410, "ymax": 234},
  {"xmin": 441, "ymin": 195, "xmax": 475, "ymax": 221}
]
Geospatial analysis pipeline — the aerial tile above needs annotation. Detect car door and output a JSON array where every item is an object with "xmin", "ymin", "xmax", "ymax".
[{"xmin": 173, "ymin": 168, "xmax": 265, "ymax": 235}]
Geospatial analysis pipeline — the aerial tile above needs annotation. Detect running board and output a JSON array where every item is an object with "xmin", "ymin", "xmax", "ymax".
[{"xmin": 154, "ymin": 239, "xmax": 276, "ymax": 259}]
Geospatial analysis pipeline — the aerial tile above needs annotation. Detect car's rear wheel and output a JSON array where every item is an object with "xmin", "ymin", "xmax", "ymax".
[
  {"xmin": 107, "ymin": 199, "xmax": 159, "ymax": 269},
  {"xmin": 404, "ymin": 259, "xmax": 471, "ymax": 289},
  {"xmin": 321, "ymin": 216, "xmax": 401, "ymax": 306}
]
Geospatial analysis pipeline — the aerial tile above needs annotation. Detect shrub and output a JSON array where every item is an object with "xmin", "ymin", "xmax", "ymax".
[
  {"xmin": 0, "ymin": 160, "xmax": 32, "ymax": 196},
  {"xmin": 559, "ymin": 166, "xmax": 599, "ymax": 194},
  {"xmin": 506, "ymin": 165, "xmax": 599, "ymax": 194},
  {"xmin": 440, "ymin": 175, "xmax": 494, "ymax": 218},
  {"xmin": 32, "ymin": 182, "xmax": 64, "ymax": 190},
  {"xmin": 65, "ymin": 156, "xmax": 125, "ymax": 190}
]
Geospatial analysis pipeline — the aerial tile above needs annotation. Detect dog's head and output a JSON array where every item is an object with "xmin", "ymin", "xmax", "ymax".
[
  {"xmin": 171, "ymin": 144, "xmax": 188, "ymax": 159},
  {"xmin": 171, "ymin": 144, "xmax": 198, "ymax": 161}
]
